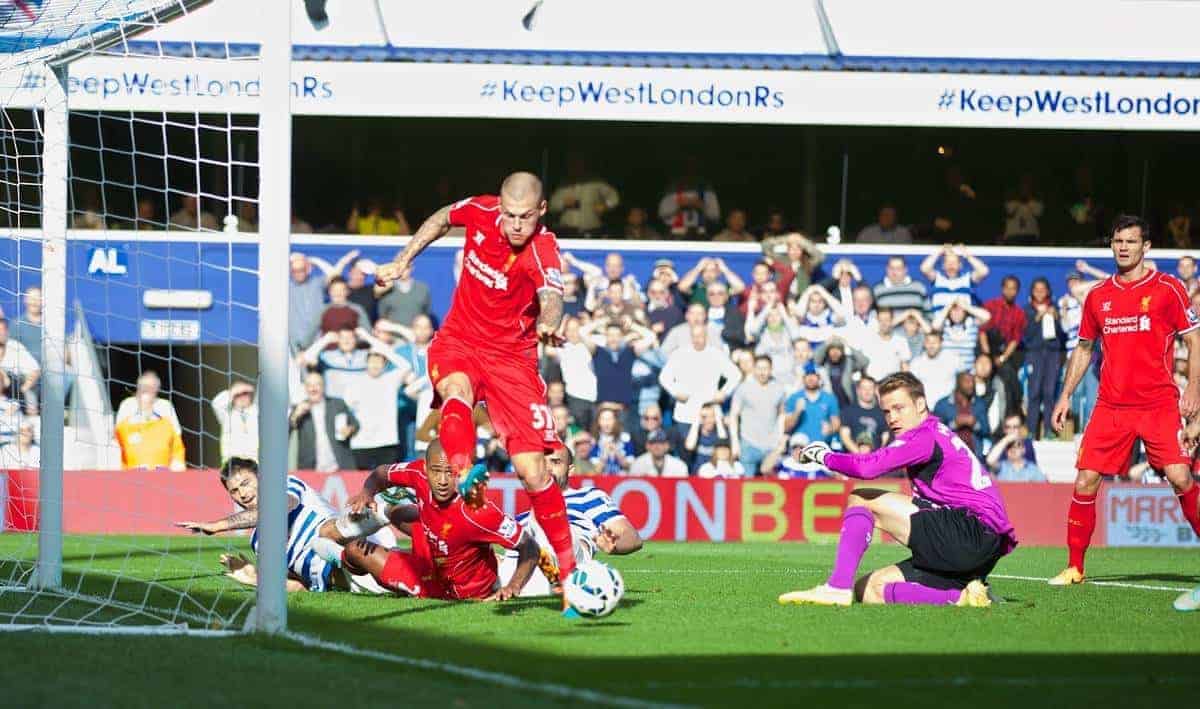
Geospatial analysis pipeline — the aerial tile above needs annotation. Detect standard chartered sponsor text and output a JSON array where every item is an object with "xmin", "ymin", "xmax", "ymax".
[
  {"xmin": 493, "ymin": 79, "xmax": 784, "ymax": 109},
  {"xmin": 954, "ymin": 88, "xmax": 1200, "ymax": 119}
]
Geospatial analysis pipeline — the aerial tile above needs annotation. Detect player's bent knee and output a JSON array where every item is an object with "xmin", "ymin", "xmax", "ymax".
[
  {"xmin": 846, "ymin": 493, "xmax": 868, "ymax": 509},
  {"xmin": 436, "ymin": 373, "xmax": 474, "ymax": 404},
  {"xmin": 860, "ymin": 574, "xmax": 888, "ymax": 605},
  {"xmin": 1074, "ymin": 470, "xmax": 1102, "ymax": 494}
]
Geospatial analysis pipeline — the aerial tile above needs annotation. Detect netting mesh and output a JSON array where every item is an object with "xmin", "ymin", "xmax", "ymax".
[{"xmin": 0, "ymin": 0, "xmax": 264, "ymax": 631}]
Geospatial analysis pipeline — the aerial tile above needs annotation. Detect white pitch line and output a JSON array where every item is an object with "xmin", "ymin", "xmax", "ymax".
[
  {"xmin": 639, "ymin": 673, "xmax": 1200, "ymax": 691},
  {"xmin": 282, "ymin": 631, "xmax": 692, "ymax": 709},
  {"xmin": 991, "ymin": 574, "xmax": 1192, "ymax": 593}
]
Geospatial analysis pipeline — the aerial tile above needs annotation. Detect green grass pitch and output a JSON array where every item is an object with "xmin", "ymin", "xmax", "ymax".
[{"xmin": 1, "ymin": 535, "xmax": 1197, "ymax": 708}]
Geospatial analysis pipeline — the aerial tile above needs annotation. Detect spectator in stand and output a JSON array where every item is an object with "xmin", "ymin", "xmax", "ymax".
[
  {"xmin": 10, "ymin": 287, "xmax": 42, "ymax": 364},
  {"xmin": 986, "ymin": 424, "xmax": 1047, "ymax": 481},
  {"xmin": 126, "ymin": 195, "xmax": 162, "ymax": 231},
  {"xmin": 345, "ymin": 197, "xmax": 409, "ymax": 235},
  {"xmin": 548, "ymin": 317, "xmax": 597, "ymax": 433},
  {"xmin": 683, "ymin": 403, "xmax": 726, "ymax": 471},
  {"xmin": 847, "ymin": 284, "xmax": 877, "ymax": 328},
  {"xmin": 838, "ymin": 375, "xmax": 889, "ymax": 452},
  {"xmin": 644, "ymin": 277, "xmax": 685, "ymax": 339},
  {"xmin": 290, "ymin": 372, "xmax": 358, "ymax": 472},
  {"xmin": 678, "ymin": 257, "xmax": 746, "ymax": 309},
  {"xmin": 980, "ymin": 275, "xmax": 1027, "ymax": 417},
  {"xmin": 661, "ymin": 303, "xmax": 722, "ymax": 358},
  {"xmin": 287, "ymin": 250, "xmax": 360, "ymax": 351},
  {"xmin": 997, "ymin": 412, "xmax": 1038, "ymax": 464},
  {"xmin": 210, "ymin": 379, "xmax": 258, "ymax": 461},
  {"xmin": 747, "ymin": 301, "xmax": 802, "ymax": 387},
  {"xmin": 547, "ymin": 380, "xmax": 566, "ymax": 408},
  {"xmin": 713, "ymin": 208, "xmax": 755, "ymax": 242},
  {"xmin": 659, "ymin": 325, "xmax": 741, "ymax": 436},
  {"xmin": 1059, "ymin": 271, "xmax": 1102, "ymax": 431},
  {"xmin": 1002, "ymin": 175, "xmax": 1044, "ymax": 245},
  {"xmin": 551, "ymin": 404, "xmax": 579, "ymax": 444},
  {"xmin": 1023, "ymin": 276, "xmax": 1066, "ymax": 439},
  {"xmin": 377, "ymin": 314, "xmax": 433, "ymax": 458},
  {"xmin": 233, "ymin": 201, "xmax": 258, "ymax": 232},
  {"xmin": 622, "ymin": 206, "xmax": 663, "ymax": 240},
  {"xmin": 702, "ymin": 281, "xmax": 747, "ymax": 350},
  {"xmin": 1165, "ymin": 203, "xmax": 1193, "ymax": 249},
  {"xmin": 591, "ymin": 281, "xmax": 647, "ymax": 325},
  {"xmin": 560, "ymin": 270, "xmax": 586, "ymax": 318},
  {"xmin": 1176, "ymin": 255, "xmax": 1198, "ymax": 295},
  {"xmin": 168, "ymin": 194, "xmax": 219, "ymax": 231},
  {"xmin": 741, "ymin": 262, "xmax": 781, "ymax": 316},
  {"xmin": 113, "ymin": 371, "xmax": 183, "ymax": 470},
  {"xmin": 0, "ymin": 319, "xmax": 39, "ymax": 411},
  {"xmin": 856, "ymin": 204, "xmax": 913, "ymax": 245},
  {"xmin": 873, "ymin": 256, "xmax": 927, "ymax": 313},
  {"xmin": 301, "ymin": 328, "xmax": 371, "ymax": 401},
  {"xmin": 628, "ymin": 428, "xmax": 689, "ymax": 477},
  {"xmin": 784, "ymin": 362, "xmax": 840, "ymax": 446},
  {"xmin": 792, "ymin": 284, "xmax": 841, "ymax": 350},
  {"xmin": 743, "ymin": 279, "xmax": 782, "ymax": 324},
  {"xmin": 920, "ymin": 243, "xmax": 990, "ymax": 311},
  {"xmin": 729, "ymin": 355, "xmax": 787, "ymax": 477},
  {"xmin": 814, "ymin": 337, "xmax": 868, "ymax": 409},
  {"xmin": 760, "ymin": 232, "xmax": 825, "ymax": 302},
  {"xmin": 568, "ymin": 252, "xmax": 642, "ymax": 308},
  {"xmin": 629, "ymin": 403, "xmax": 683, "ymax": 457},
  {"xmin": 570, "ymin": 432, "xmax": 598, "ymax": 475},
  {"xmin": 929, "ymin": 165, "xmax": 981, "ymax": 244},
  {"xmin": 817, "ymin": 258, "xmax": 863, "ymax": 307},
  {"xmin": 586, "ymin": 317, "xmax": 658, "ymax": 432},
  {"xmin": 374, "ymin": 260, "xmax": 432, "ymax": 330},
  {"xmin": 893, "ymin": 308, "xmax": 933, "ymax": 364},
  {"xmin": 650, "ymin": 257, "xmax": 686, "ymax": 304},
  {"xmin": 344, "ymin": 258, "xmax": 378, "ymax": 321},
  {"xmin": 0, "ymin": 418, "xmax": 39, "ymax": 469},
  {"xmin": 658, "ymin": 157, "xmax": 720, "ymax": 238},
  {"xmin": 291, "ymin": 213, "xmax": 314, "ymax": 234},
  {"xmin": 758, "ymin": 209, "xmax": 790, "ymax": 240},
  {"xmin": 697, "ymin": 439, "xmax": 745, "ymax": 478},
  {"xmin": 931, "ymin": 295, "xmax": 991, "ymax": 372},
  {"xmin": 344, "ymin": 344, "xmax": 417, "ymax": 471},
  {"xmin": 932, "ymin": 371, "xmax": 985, "ymax": 452},
  {"xmin": 765, "ymin": 432, "xmax": 832, "ymax": 479},
  {"xmin": 590, "ymin": 406, "xmax": 634, "ymax": 474},
  {"xmin": 839, "ymin": 306, "xmax": 912, "ymax": 382},
  {"xmin": 548, "ymin": 156, "xmax": 620, "ymax": 237},
  {"xmin": 971, "ymin": 353, "xmax": 1007, "ymax": 451},
  {"xmin": 907, "ymin": 331, "xmax": 955, "ymax": 407}
]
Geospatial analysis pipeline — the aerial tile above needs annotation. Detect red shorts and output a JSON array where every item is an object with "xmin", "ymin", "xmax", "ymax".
[
  {"xmin": 379, "ymin": 550, "xmax": 447, "ymax": 599},
  {"xmin": 427, "ymin": 334, "xmax": 559, "ymax": 456},
  {"xmin": 1077, "ymin": 401, "xmax": 1189, "ymax": 475}
]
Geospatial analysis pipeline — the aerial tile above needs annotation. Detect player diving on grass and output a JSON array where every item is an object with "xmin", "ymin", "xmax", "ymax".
[
  {"xmin": 374, "ymin": 171, "xmax": 581, "ymax": 614},
  {"xmin": 1047, "ymin": 215, "xmax": 1200, "ymax": 611},
  {"xmin": 175, "ymin": 457, "xmax": 392, "ymax": 593},
  {"xmin": 498, "ymin": 444, "xmax": 643, "ymax": 597},
  {"xmin": 778, "ymin": 372, "xmax": 1016, "ymax": 607},
  {"xmin": 315, "ymin": 439, "xmax": 543, "ymax": 601}
]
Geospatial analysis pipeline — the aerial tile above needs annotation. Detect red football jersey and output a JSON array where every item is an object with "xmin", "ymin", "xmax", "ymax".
[
  {"xmin": 385, "ymin": 460, "xmax": 523, "ymax": 599},
  {"xmin": 441, "ymin": 195, "xmax": 564, "ymax": 356},
  {"xmin": 1078, "ymin": 270, "xmax": 1199, "ymax": 409}
]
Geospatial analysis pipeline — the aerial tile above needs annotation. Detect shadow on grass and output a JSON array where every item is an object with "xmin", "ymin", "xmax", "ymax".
[{"xmin": 1089, "ymin": 573, "xmax": 1200, "ymax": 584}]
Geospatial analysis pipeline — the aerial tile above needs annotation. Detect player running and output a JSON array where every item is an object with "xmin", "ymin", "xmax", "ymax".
[
  {"xmin": 1049, "ymin": 215, "xmax": 1200, "ymax": 587},
  {"xmin": 498, "ymin": 445, "xmax": 643, "ymax": 597},
  {"xmin": 778, "ymin": 372, "xmax": 1016, "ymax": 607},
  {"xmin": 175, "ymin": 457, "xmax": 390, "ymax": 593},
  {"xmin": 374, "ymin": 172, "xmax": 579, "ymax": 613},
  {"xmin": 319, "ymin": 440, "xmax": 543, "ymax": 601}
]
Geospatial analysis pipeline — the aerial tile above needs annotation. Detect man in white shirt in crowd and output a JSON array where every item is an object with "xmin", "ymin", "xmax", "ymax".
[
  {"xmin": 211, "ymin": 379, "xmax": 258, "ymax": 461},
  {"xmin": 0, "ymin": 419, "xmax": 39, "ymax": 469},
  {"xmin": 548, "ymin": 317, "xmax": 599, "ymax": 432},
  {"xmin": 115, "ymin": 370, "xmax": 180, "ymax": 434},
  {"xmin": 658, "ymin": 325, "xmax": 741, "ymax": 436},
  {"xmin": 843, "ymin": 307, "xmax": 912, "ymax": 382},
  {"xmin": 661, "ymin": 303, "xmax": 723, "ymax": 357},
  {"xmin": 628, "ymin": 429, "xmax": 689, "ymax": 477},
  {"xmin": 343, "ymin": 344, "xmax": 416, "ymax": 471},
  {"xmin": 907, "ymin": 331, "xmax": 959, "ymax": 410}
]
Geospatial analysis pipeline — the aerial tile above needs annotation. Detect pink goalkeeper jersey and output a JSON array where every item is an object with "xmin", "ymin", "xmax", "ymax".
[{"xmin": 824, "ymin": 415, "xmax": 1017, "ymax": 551}]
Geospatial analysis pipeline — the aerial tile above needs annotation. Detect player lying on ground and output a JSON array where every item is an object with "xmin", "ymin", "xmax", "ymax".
[
  {"xmin": 778, "ymin": 372, "xmax": 1016, "ymax": 607},
  {"xmin": 374, "ymin": 172, "xmax": 579, "ymax": 613},
  {"xmin": 1049, "ymin": 215, "xmax": 1200, "ymax": 587},
  {"xmin": 318, "ymin": 439, "xmax": 542, "ymax": 601},
  {"xmin": 498, "ymin": 445, "xmax": 643, "ymax": 596},
  {"xmin": 175, "ymin": 457, "xmax": 391, "ymax": 593}
]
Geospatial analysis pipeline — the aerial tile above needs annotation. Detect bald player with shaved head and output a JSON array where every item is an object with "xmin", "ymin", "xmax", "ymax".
[{"xmin": 376, "ymin": 172, "xmax": 582, "ymax": 616}]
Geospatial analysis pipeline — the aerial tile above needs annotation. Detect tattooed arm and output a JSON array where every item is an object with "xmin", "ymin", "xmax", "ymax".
[
  {"xmin": 176, "ymin": 508, "xmax": 259, "ymax": 535},
  {"xmin": 536, "ymin": 289, "xmax": 565, "ymax": 346},
  {"xmin": 375, "ymin": 204, "xmax": 454, "ymax": 283}
]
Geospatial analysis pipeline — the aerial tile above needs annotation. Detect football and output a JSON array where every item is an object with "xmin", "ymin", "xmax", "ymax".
[{"xmin": 564, "ymin": 560, "xmax": 625, "ymax": 618}]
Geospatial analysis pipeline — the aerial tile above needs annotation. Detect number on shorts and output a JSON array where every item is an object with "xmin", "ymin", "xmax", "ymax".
[
  {"xmin": 529, "ymin": 404, "xmax": 553, "ymax": 431},
  {"xmin": 947, "ymin": 433, "xmax": 993, "ymax": 491}
]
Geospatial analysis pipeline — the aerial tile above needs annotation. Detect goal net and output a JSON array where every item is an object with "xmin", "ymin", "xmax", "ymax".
[{"xmin": 0, "ymin": 0, "xmax": 291, "ymax": 634}]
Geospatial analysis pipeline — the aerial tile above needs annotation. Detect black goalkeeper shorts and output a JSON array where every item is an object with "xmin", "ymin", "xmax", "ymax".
[{"xmin": 898, "ymin": 502, "xmax": 1005, "ymax": 591}]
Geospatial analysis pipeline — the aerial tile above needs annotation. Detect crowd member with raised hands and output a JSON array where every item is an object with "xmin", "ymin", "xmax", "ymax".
[
  {"xmin": 931, "ymin": 295, "xmax": 992, "ymax": 373},
  {"xmin": 920, "ymin": 243, "xmax": 990, "ymax": 311}
]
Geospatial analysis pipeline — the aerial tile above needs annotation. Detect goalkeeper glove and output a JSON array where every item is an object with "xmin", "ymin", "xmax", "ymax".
[{"xmin": 800, "ymin": 442, "xmax": 831, "ymax": 466}]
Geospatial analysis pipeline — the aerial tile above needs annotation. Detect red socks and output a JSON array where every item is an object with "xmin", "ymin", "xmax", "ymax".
[
  {"xmin": 1177, "ymin": 481, "xmax": 1200, "ymax": 537},
  {"xmin": 438, "ymin": 397, "xmax": 476, "ymax": 472},
  {"xmin": 528, "ymin": 480, "xmax": 576, "ymax": 582},
  {"xmin": 1066, "ymin": 492, "xmax": 1097, "ymax": 572}
]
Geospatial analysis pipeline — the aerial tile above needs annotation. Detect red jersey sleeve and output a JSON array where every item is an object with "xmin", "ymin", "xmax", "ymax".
[
  {"xmin": 447, "ymin": 195, "xmax": 495, "ymax": 229},
  {"xmin": 384, "ymin": 460, "xmax": 428, "ymax": 496},
  {"xmin": 1161, "ymin": 274, "xmax": 1200, "ymax": 334},
  {"xmin": 459, "ymin": 501, "xmax": 523, "ymax": 550},
  {"xmin": 527, "ymin": 232, "xmax": 565, "ymax": 295},
  {"xmin": 1078, "ymin": 288, "xmax": 1101, "ymax": 342}
]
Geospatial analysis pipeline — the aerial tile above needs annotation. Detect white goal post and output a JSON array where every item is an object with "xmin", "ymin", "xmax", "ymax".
[{"xmin": 0, "ymin": 0, "xmax": 293, "ymax": 635}]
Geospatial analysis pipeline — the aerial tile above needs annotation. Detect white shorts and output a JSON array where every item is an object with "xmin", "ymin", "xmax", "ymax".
[{"xmin": 498, "ymin": 527, "xmax": 596, "ymax": 597}]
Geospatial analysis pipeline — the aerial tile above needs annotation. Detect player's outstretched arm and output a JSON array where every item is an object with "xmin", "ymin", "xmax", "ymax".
[
  {"xmin": 347, "ymin": 465, "xmax": 393, "ymax": 514},
  {"xmin": 176, "ymin": 508, "xmax": 259, "ymax": 535},
  {"xmin": 377, "ymin": 204, "xmax": 453, "ymax": 283},
  {"xmin": 821, "ymin": 433, "xmax": 935, "ymax": 480},
  {"xmin": 486, "ymin": 531, "xmax": 541, "ymax": 601},
  {"xmin": 1052, "ymin": 338, "xmax": 1094, "ymax": 431}
]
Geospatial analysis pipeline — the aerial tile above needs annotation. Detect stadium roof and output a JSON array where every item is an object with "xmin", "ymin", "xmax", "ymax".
[{"xmin": 123, "ymin": 0, "xmax": 1200, "ymax": 79}]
